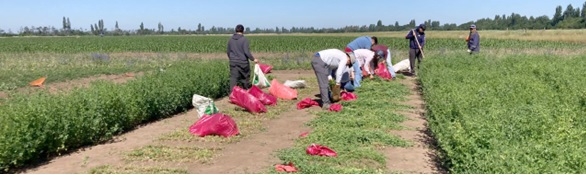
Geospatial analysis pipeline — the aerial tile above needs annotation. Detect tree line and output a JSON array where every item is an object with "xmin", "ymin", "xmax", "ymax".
[{"xmin": 2, "ymin": 1, "xmax": 586, "ymax": 37}]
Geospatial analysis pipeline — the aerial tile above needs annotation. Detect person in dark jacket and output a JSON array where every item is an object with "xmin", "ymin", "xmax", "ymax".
[
  {"xmin": 227, "ymin": 24, "xmax": 258, "ymax": 92},
  {"xmin": 467, "ymin": 24, "xmax": 480, "ymax": 54},
  {"xmin": 405, "ymin": 24, "xmax": 426, "ymax": 76}
]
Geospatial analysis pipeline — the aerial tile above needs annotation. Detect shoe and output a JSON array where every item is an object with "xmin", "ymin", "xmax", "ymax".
[{"xmin": 322, "ymin": 103, "xmax": 331, "ymax": 110}]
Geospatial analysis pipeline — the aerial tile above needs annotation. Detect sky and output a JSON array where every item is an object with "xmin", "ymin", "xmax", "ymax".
[{"xmin": 0, "ymin": 0, "xmax": 584, "ymax": 32}]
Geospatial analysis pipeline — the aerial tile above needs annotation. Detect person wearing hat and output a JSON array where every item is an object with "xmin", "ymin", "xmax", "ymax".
[
  {"xmin": 311, "ymin": 48, "xmax": 356, "ymax": 110},
  {"xmin": 467, "ymin": 24, "xmax": 480, "ymax": 54},
  {"xmin": 371, "ymin": 44, "xmax": 397, "ymax": 79},
  {"xmin": 405, "ymin": 24, "xmax": 426, "ymax": 76},
  {"xmin": 344, "ymin": 36, "xmax": 378, "ymax": 88},
  {"xmin": 227, "ymin": 24, "xmax": 258, "ymax": 92}
]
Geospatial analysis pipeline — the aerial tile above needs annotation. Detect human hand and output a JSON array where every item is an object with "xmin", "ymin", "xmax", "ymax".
[
  {"xmin": 369, "ymin": 74, "xmax": 374, "ymax": 79},
  {"xmin": 254, "ymin": 59, "xmax": 259, "ymax": 63}
]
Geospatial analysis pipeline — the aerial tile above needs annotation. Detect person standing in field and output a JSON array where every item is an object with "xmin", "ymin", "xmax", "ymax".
[
  {"xmin": 371, "ymin": 44, "xmax": 397, "ymax": 79},
  {"xmin": 345, "ymin": 36, "xmax": 378, "ymax": 87},
  {"xmin": 466, "ymin": 24, "xmax": 480, "ymax": 54},
  {"xmin": 311, "ymin": 49, "xmax": 356, "ymax": 110},
  {"xmin": 405, "ymin": 24, "xmax": 426, "ymax": 76},
  {"xmin": 227, "ymin": 24, "xmax": 258, "ymax": 92}
]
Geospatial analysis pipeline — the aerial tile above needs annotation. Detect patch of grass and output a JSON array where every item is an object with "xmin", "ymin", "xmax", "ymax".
[
  {"xmin": 125, "ymin": 145, "xmax": 218, "ymax": 163},
  {"xmin": 271, "ymin": 79, "xmax": 411, "ymax": 173},
  {"xmin": 88, "ymin": 165, "xmax": 187, "ymax": 174}
]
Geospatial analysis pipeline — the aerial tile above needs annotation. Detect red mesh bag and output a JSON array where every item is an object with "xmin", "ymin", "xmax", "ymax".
[
  {"xmin": 306, "ymin": 144, "xmax": 337, "ymax": 157},
  {"xmin": 269, "ymin": 79, "xmax": 298, "ymax": 100},
  {"xmin": 229, "ymin": 86, "xmax": 267, "ymax": 113},
  {"xmin": 341, "ymin": 92, "xmax": 357, "ymax": 101},
  {"xmin": 374, "ymin": 62, "xmax": 392, "ymax": 80},
  {"xmin": 258, "ymin": 63, "xmax": 273, "ymax": 74},
  {"xmin": 329, "ymin": 104, "xmax": 342, "ymax": 112},
  {"xmin": 189, "ymin": 113, "xmax": 239, "ymax": 137},
  {"xmin": 248, "ymin": 85, "xmax": 277, "ymax": 106},
  {"xmin": 296, "ymin": 98, "xmax": 319, "ymax": 109}
]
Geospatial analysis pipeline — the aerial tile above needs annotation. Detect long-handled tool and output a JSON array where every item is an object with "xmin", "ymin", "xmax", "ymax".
[{"xmin": 412, "ymin": 29, "xmax": 425, "ymax": 58}]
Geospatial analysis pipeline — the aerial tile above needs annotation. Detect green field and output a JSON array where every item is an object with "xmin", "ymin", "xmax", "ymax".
[{"xmin": 1, "ymin": 30, "xmax": 586, "ymax": 173}]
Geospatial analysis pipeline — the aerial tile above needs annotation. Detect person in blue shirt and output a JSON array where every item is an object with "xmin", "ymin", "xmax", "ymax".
[
  {"xmin": 467, "ymin": 24, "xmax": 480, "ymax": 54},
  {"xmin": 405, "ymin": 24, "xmax": 426, "ymax": 76},
  {"xmin": 344, "ymin": 36, "xmax": 378, "ymax": 87}
]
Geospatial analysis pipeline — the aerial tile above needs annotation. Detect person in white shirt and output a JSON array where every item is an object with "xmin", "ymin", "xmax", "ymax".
[
  {"xmin": 353, "ymin": 49, "xmax": 377, "ymax": 80},
  {"xmin": 311, "ymin": 49, "xmax": 356, "ymax": 110}
]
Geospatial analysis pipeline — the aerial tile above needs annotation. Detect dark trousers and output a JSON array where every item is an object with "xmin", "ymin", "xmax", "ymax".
[
  {"xmin": 229, "ymin": 62, "xmax": 251, "ymax": 92},
  {"xmin": 311, "ymin": 55, "xmax": 331, "ymax": 105},
  {"xmin": 409, "ymin": 48, "xmax": 423, "ymax": 73}
]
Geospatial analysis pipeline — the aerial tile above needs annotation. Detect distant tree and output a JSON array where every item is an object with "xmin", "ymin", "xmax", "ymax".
[
  {"xmin": 90, "ymin": 24, "xmax": 95, "ymax": 34},
  {"xmin": 66, "ymin": 17, "xmax": 71, "ymax": 30},
  {"xmin": 197, "ymin": 23, "xmax": 202, "ymax": 32},
  {"xmin": 139, "ymin": 22, "xmax": 144, "ymax": 34},
  {"xmin": 552, "ymin": 5, "xmax": 563, "ymax": 26},
  {"xmin": 62, "ymin": 17, "xmax": 67, "ymax": 31},
  {"xmin": 158, "ymin": 22, "xmax": 164, "ymax": 34}
]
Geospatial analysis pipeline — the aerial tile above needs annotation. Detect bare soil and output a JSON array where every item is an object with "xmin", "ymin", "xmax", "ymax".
[{"xmin": 385, "ymin": 75, "xmax": 446, "ymax": 174}]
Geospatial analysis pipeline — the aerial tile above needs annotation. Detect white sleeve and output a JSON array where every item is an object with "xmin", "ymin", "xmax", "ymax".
[
  {"xmin": 335, "ymin": 57, "xmax": 348, "ymax": 84},
  {"xmin": 365, "ymin": 55, "xmax": 374, "ymax": 75}
]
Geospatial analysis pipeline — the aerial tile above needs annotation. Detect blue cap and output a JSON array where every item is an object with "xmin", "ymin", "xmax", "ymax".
[
  {"xmin": 376, "ymin": 50, "xmax": 385, "ymax": 58},
  {"xmin": 470, "ymin": 24, "xmax": 476, "ymax": 29}
]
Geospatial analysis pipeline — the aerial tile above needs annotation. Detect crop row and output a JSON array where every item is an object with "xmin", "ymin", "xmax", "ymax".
[
  {"xmin": 0, "ymin": 60, "xmax": 229, "ymax": 172},
  {"xmin": 0, "ymin": 35, "xmax": 582, "ymax": 53},
  {"xmin": 419, "ymin": 53, "xmax": 586, "ymax": 173}
]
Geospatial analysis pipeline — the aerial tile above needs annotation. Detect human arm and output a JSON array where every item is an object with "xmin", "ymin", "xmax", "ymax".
[
  {"xmin": 405, "ymin": 30, "xmax": 414, "ymax": 39},
  {"xmin": 335, "ymin": 57, "xmax": 349, "ymax": 84},
  {"xmin": 243, "ymin": 38, "xmax": 257, "ymax": 62},
  {"xmin": 470, "ymin": 33, "xmax": 479, "ymax": 50}
]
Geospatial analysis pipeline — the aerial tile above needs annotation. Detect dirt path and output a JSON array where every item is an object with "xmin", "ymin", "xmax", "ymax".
[
  {"xmin": 21, "ymin": 70, "xmax": 316, "ymax": 174},
  {"xmin": 385, "ymin": 76, "xmax": 446, "ymax": 174}
]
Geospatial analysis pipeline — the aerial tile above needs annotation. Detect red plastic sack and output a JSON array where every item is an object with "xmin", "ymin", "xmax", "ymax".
[
  {"xmin": 374, "ymin": 62, "xmax": 392, "ymax": 80},
  {"xmin": 329, "ymin": 104, "xmax": 342, "ymax": 112},
  {"xmin": 258, "ymin": 63, "xmax": 273, "ymax": 74},
  {"xmin": 189, "ymin": 113, "xmax": 239, "ymax": 137},
  {"xmin": 296, "ymin": 98, "xmax": 319, "ymax": 109},
  {"xmin": 269, "ymin": 79, "xmax": 298, "ymax": 100},
  {"xmin": 341, "ymin": 92, "xmax": 357, "ymax": 101},
  {"xmin": 229, "ymin": 86, "xmax": 267, "ymax": 113},
  {"xmin": 275, "ymin": 162, "xmax": 297, "ymax": 173},
  {"xmin": 248, "ymin": 85, "xmax": 277, "ymax": 106},
  {"xmin": 306, "ymin": 144, "xmax": 337, "ymax": 157}
]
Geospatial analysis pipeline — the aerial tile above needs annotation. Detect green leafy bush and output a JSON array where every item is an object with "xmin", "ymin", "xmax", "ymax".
[{"xmin": 0, "ymin": 60, "xmax": 229, "ymax": 172}]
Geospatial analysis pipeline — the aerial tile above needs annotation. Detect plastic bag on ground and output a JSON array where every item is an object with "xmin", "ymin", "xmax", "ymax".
[
  {"xmin": 284, "ymin": 80, "xmax": 306, "ymax": 89},
  {"xmin": 248, "ymin": 85, "xmax": 277, "ymax": 106},
  {"xmin": 299, "ymin": 131, "xmax": 310, "ymax": 138},
  {"xmin": 341, "ymin": 92, "xmax": 357, "ymax": 101},
  {"xmin": 258, "ymin": 63, "xmax": 273, "ymax": 74},
  {"xmin": 269, "ymin": 79, "xmax": 298, "ymax": 100},
  {"xmin": 306, "ymin": 144, "xmax": 337, "ymax": 157},
  {"xmin": 296, "ymin": 98, "xmax": 319, "ymax": 110},
  {"xmin": 329, "ymin": 104, "xmax": 343, "ymax": 112},
  {"xmin": 189, "ymin": 113, "xmax": 239, "ymax": 137},
  {"xmin": 374, "ymin": 62, "xmax": 392, "ymax": 80},
  {"xmin": 229, "ymin": 86, "xmax": 267, "ymax": 114},
  {"xmin": 192, "ymin": 94, "xmax": 220, "ymax": 118},
  {"xmin": 252, "ymin": 64, "xmax": 271, "ymax": 88},
  {"xmin": 275, "ymin": 162, "xmax": 298, "ymax": 173},
  {"xmin": 393, "ymin": 59, "xmax": 411, "ymax": 73}
]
